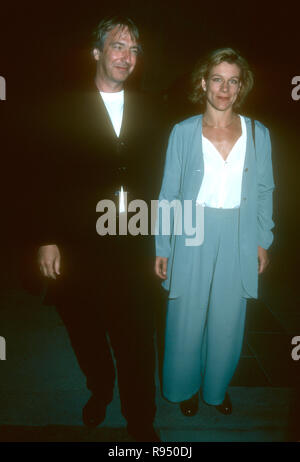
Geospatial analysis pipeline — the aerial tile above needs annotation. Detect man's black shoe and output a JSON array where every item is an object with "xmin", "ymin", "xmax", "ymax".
[
  {"xmin": 127, "ymin": 423, "xmax": 161, "ymax": 442},
  {"xmin": 82, "ymin": 395, "xmax": 107, "ymax": 428}
]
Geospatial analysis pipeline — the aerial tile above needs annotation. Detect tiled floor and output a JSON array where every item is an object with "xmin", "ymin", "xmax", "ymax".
[
  {"xmin": 0, "ymin": 275, "xmax": 299, "ymax": 442},
  {"xmin": 236, "ymin": 298, "xmax": 300, "ymax": 388}
]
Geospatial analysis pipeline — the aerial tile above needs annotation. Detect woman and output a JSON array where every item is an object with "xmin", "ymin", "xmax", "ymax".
[{"xmin": 155, "ymin": 48, "xmax": 275, "ymax": 416}]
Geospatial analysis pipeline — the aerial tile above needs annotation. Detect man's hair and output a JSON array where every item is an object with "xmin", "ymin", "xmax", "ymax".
[
  {"xmin": 92, "ymin": 16, "xmax": 142, "ymax": 53},
  {"xmin": 189, "ymin": 47, "xmax": 254, "ymax": 110}
]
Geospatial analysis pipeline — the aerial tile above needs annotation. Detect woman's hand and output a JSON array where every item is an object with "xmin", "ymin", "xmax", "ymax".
[
  {"xmin": 258, "ymin": 246, "xmax": 269, "ymax": 274},
  {"xmin": 155, "ymin": 257, "xmax": 168, "ymax": 280}
]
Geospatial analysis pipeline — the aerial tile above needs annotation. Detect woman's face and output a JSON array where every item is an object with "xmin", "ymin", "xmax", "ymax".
[{"xmin": 202, "ymin": 61, "xmax": 242, "ymax": 112}]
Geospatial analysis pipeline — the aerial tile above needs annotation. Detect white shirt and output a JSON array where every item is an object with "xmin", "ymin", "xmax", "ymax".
[
  {"xmin": 196, "ymin": 115, "xmax": 246, "ymax": 209},
  {"xmin": 100, "ymin": 90, "xmax": 124, "ymax": 137},
  {"xmin": 99, "ymin": 90, "xmax": 125, "ymax": 213}
]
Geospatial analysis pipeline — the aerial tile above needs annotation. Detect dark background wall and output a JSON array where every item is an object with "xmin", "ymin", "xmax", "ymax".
[{"xmin": 0, "ymin": 0, "xmax": 299, "ymax": 293}]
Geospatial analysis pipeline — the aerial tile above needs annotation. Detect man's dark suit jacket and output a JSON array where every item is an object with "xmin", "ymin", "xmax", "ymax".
[{"xmin": 32, "ymin": 85, "xmax": 166, "ymax": 304}]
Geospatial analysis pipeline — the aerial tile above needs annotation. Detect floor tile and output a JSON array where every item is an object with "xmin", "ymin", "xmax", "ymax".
[
  {"xmin": 245, "ymin": 299, "xmax": 285, "ymax": 333},
  {"xmin": 246, "ymin": 332, "xmax": 300, "ymax": 387},
  {"xmin": 231, "ymin": 358, "xmax": 271, "ymax": 387},
  {"xmin": 270, "ymin": 312, "xmax": 300, "ymax": 336},
  {"xmin": 241, "ymin": 335, "xmax": 254, "ymax": 357},
  {"xmin": 160, "ymin": 428, "xmax": 287, "ymax": 442},
  {"xmin": 0, "ymin": 425, "xmax": 132, "ymax": 442}
]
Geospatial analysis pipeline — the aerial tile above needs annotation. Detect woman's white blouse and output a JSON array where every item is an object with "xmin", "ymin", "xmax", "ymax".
[{"xmin": 196, "ymin": 115, "xmax": 246, "ymax": 209}]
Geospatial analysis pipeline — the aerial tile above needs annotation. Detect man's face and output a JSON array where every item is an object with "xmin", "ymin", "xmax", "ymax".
[{"xmin": 94, "ymin": 25, "xmax": 139, "ymax": 91}]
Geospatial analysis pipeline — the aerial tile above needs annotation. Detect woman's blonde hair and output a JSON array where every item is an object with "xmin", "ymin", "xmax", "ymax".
[{"xmin": 189, "ymin": 47, "xmax": 254, "ymax": 110}]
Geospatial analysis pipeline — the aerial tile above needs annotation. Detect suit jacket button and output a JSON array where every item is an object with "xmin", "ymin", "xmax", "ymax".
[
  {"xmin": 244, "ymin": 168, "xmax": 248, "ymax": 172},
  {"xmin": 243, "ymin": 197, "xmax": 247, "ymax": 201}
]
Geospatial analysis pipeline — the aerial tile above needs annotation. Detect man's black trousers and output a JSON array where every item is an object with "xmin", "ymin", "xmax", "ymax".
[{"xmin": 46, "ymin": 238, "xmax": 157, "ymax": 426}]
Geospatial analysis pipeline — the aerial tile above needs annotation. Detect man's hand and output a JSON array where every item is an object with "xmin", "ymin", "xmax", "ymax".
[
  {"xmin": 258, "ymin": 246, "xmax": 269, "ymax": 274},
  {"xmin": 38, "ymin": 245, "xmax": 61, "ymax": 279},
  {"xmin": 155, "ymin": 256, "xmax": 168, "ymax": 280}
]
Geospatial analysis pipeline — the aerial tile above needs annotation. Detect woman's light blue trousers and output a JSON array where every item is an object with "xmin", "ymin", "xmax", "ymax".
[{"xmin": 163, "ymin": 207, "xmax": 247, "ymax": 405}]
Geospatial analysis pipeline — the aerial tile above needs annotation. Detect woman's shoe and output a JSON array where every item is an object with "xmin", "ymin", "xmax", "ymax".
[
  {"xmin": 215, "ymin": 393, "xmax": 232, "ymax": 415},
  {"xmin": 180, "ymin": 392, "xmax": 199, "ymax": 417}
]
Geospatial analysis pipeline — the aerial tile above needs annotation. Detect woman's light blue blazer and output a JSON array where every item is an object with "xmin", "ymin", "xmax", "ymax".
[{"xmin": 155, "ymin": 114, "xmax": 275, "ymax": 299}]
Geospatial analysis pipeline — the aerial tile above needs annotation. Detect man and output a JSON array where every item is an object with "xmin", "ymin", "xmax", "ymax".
[{"xmin": 37, "ymin": 16, "xmax": 163, "ymax": 442}]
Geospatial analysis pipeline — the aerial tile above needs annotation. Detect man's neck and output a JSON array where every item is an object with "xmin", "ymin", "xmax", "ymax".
[{"xmin": 95, "ymin": 75, "xmax": 124, "ymax": 93}]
